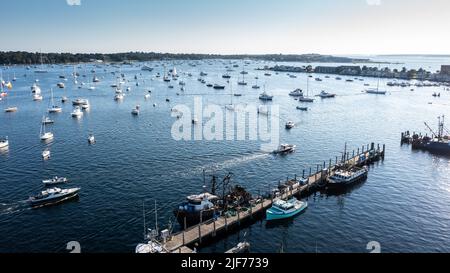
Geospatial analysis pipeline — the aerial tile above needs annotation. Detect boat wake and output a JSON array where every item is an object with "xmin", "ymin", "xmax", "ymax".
[
  {"xmin": 193, "ymin": 152, "xmax": 270, "ymax": 173},
  {"xmin": 0, "ymin": 201, "xmax": 31, "ymax": 216}
]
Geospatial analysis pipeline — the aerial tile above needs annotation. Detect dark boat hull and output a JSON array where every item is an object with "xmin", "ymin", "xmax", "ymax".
[
  {"xmin": 174, "ymin": 209, "xmax": 217, "ymax": 228},
  {"xmin": 326, "ymin": 173, "xmax": 368, "ymax": 191}
]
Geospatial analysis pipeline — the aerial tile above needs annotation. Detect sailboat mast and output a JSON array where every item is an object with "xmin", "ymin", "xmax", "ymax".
[{"xmin": 143, "ymin": 201, "xmax": 146, "ymax": 240}]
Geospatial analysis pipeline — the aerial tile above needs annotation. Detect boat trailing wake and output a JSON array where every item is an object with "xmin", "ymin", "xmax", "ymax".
[{"xmin": 0, "ymin": 201, "xmax": 31, "ymax": 216}]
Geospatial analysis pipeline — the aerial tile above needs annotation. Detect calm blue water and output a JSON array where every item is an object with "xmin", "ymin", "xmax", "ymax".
[{"xmin": 0, "ymin": 57, "xmax": 449, "ymax": 253}]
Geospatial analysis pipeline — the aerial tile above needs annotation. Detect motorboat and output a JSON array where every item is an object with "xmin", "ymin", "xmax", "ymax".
[
  {"xmin": 0, "ymin": 136, "xmax": 8, "ymax": 149},
  {"xmin": 252, "ymin": 85, "xmax": 261, "ymax": 89},
  {"xmin": 4, "ymin": 107, "xmax": 18, "ymax": 113},
  {"xmin": 42, "ymin": 149, "xmax": 51, "ymax": 160},
  {"xmin": 318, "ymin": 90, "xmax": 336, "ymax": 98},
  {"xmin": 81, "ymin": 101, "xmax": 90, "ymax": 110},
  {"xmin": 289, "ymin": 89, "xmax": 304, "ymax": 97},
  {"xmin": 33, "ymin": 94, "xmax": 43, "ymax": 101},
  {"xmin": 135, "ymin": 241, "xmax": 168, "ymax": 254},
  {"xmin": 71, "ymin": 106, "xmax": 83, "ymax": 118},
  {"xmin": 273, "ymin": 144, "xmax": 296, "ymax": 154},
  {"xmin": 327, "ymin": 166, "xmax": 368, "ymax": 190},
  {"xmin": 42, "ymin": 177, "xmax": 68, "ymax": 186},
  {"xmin": 28, "ymin": 187, "xmax": 80, "ymax": 207},
  {"xmin": 57, "ymin": 82, "xmax": 65, "ymax": 89},
  {"xmin": 61, "ymin": 96, "xmax": 68, "ymax": 103},
  {"xmin": 114, "ymin": 93, "xmax": 125, "ymax": 101},
  {"xmin": 213, "ymin": 84, "xmax": 225, "ymax": 90},
  {"xmin": 266, "ymin": 198, "xmax": 308, "ymax": 221},
  {"xmin": 72, "ymin": 98, "xmax": 88, "ymax": 106},
  {"xmin": 285, "ymin": 121, "xmax": 295, "ymax": 129},
  {"xmin": 296, "ymin": 106, "xmax": 308, "ymax": 111}
]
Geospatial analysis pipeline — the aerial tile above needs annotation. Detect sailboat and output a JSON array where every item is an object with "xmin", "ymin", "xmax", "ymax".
[
  {"xmin": 225, "ymin": 83, "xmax": 235, "ymax": 111},
  {"xmin": 252, "ymin": 77, "xmax": 260, "ymax": 89},
  {"xmin": 2, "ymin": 70, "xmax": 18, "ymax": 113},
  {"xmin": 366, "ymin": 69, "xmax": 387, "ymax": 95},
  {"xmin": 299, "ymin": 76, "xmax": 315, "ymax": 103},
  {"xmin": 40, "ymin": 117, "xmax": 54, "ymax": 141},
  {"xmin": 238, "ymin": 66, "xmax": 247, "ymax": 86},
  {"xmin": 48, "ymin": 88, "xmax": 62, "ymax": 113},
  {"xmin": 35, "ymin": 52, "xmax": 48, "ymax": 73}
]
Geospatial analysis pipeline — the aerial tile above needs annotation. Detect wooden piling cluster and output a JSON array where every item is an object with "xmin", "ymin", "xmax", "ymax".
[{"xmin": 164, "ymin": 143, "xmax": 385, "ymax": 253}]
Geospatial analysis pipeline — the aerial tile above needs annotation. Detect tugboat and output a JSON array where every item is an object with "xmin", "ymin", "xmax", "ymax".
[{"xmin": 28, "ymin": 187, "xmax": 80, "ymax": 207}]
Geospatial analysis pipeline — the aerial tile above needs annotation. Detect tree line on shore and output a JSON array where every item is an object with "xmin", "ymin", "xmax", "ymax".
[{"xmin": 0, "ymin": 51, "xmax": 369, "ymax": 65}]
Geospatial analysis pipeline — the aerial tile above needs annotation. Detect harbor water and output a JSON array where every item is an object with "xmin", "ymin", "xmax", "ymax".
[{"xmin": 0, "ymin": 56, "xmax": 449, "ymax": 253}]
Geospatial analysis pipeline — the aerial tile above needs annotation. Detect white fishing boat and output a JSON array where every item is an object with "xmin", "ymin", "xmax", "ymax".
[{"xmin": 71, "ymin": 106, "xmax": 83, "ymax": 118}]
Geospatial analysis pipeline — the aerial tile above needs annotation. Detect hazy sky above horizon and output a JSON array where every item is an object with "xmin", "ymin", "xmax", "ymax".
[{"xmin": 2, "ymin": 0, "xmax": 450, "ymax": 55}]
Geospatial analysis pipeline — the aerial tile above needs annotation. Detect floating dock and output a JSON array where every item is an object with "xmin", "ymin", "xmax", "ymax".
[{"xmin": 164, "ymin": 143, "xmax": 385, "ymax": 253}]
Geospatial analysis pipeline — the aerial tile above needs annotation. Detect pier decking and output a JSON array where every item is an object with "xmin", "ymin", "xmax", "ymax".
[{"xmin": 166, "ymin": 143, "xmax": 385, "ymax": 253}]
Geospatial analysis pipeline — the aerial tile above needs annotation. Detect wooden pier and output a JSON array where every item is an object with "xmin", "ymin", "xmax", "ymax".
[{"xmin": 165, "ymin": 143, "xmax": 385, "ymax": 253}]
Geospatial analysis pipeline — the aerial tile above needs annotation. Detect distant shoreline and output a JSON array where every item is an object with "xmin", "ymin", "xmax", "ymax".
[{"xmin": 0, "ymin": 51, "xmax": 371, "ymax": 65}]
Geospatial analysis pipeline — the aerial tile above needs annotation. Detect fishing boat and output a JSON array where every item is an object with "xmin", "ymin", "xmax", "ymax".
[
  {"xmin": 327, "ymin": 166, "xmax": 368, "ymax": 190},
  {"xmin": 318, "ymin": 90, "xmax": 336, "ymax": 98},
  {"xmin": 28, "ymin": 187, "xmax": 80, "ymax": 207},
  {"xmin": 273, "ymin": 144, "xmax": 296, "ymax": 154},
  {"xmin": 71, "ymin": 106, "xmax": 83, "ymax": 118},
  {"xmin": 266, "ymin": 198, "xmax": 308, "ymax": 221},
  {"xmin": 40, "ymin": 120, "xmax": 54, "ymax": 141},
  {"xmin": 0, "ymin": 136, "xmax": 8, "ymax": 149},
  {"xmin": 42, "ymin": 177, "xmax": 69, "ymax": 186},
  {"xmin": 285, "ymin": 121, "xmax": 295, "ymax": 129},
  {"xmin": 174, "ymin": 193, "xmax": 220, "ymax": 227}
]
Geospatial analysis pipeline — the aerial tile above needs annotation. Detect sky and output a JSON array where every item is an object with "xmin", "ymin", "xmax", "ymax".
[{"xmin": 1, "ymin": 0, "xmax": 450, "ymax": 55}]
